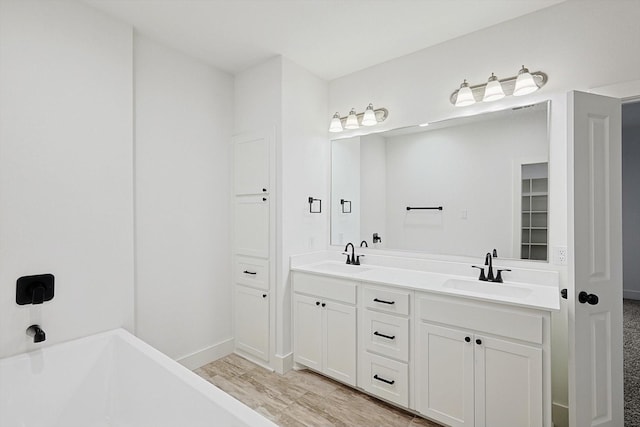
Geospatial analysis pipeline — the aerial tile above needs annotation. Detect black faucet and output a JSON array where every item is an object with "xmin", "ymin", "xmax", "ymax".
[
  {"xmin": 485, "ymin": 252, "xmax": 495, "ymax": 281},
  {"xmin": 343, "ymin": 243, "xmax": 355, "ymax": 264},
  {"xmin": 26, "ymin": 325, "xmax": 46, "ymax": 343},
  {"xmin": 360, "ymin": 240, "xmax": 368, "ymax": 248},
  {"xmin": 472, "ymin": 253, "xmax": 511, "ymax": 283}
]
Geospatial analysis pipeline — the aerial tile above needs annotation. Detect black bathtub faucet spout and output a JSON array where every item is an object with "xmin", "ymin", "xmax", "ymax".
[{"xmin": 26, "ymin": 325, "xmax": 46, "ymax": 343}]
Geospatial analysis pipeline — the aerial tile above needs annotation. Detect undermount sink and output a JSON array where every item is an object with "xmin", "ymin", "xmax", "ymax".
[
  {"xmin": 442, "ymin": 278, "xmax": 532, "ymax": 298},
  {"xmin": 309, "ymin": 262, "xmax": 373, "ymax": 275}
]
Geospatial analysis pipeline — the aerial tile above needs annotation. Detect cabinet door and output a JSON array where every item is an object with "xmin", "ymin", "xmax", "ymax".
[
  {"xmin": 323, "ymin": 301, "xmax": 357, "ymax": 386},
  {"xmin": 416, "ymin": 323, "xmax": 474, "ymax": 427},
  {"xmin": 234, "ymin": 285, "xmax": 269, "ymax": 361},
  {"xmin": 234, "ymin": 195, "xmax": 269, "ymax": 258},
  {"xmin": 293, "ymin": 294, "xmax": 322, "ymax": 371},
  {"xmin": 233, "ymin": 133, "xmax": 269, "ymax": 196},
  {"xmin": 474, "ymin": 335, "xmax": 542, "ymax": 427}
]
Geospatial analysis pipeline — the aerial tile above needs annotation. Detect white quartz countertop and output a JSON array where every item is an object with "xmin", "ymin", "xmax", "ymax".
[{"xmin": 291, "ymin": 261, "xmax": 560, "ymax": 311}]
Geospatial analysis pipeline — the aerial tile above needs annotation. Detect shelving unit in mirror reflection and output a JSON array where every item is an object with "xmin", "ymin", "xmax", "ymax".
[{"xmin": 521, "ymin": 164, "xmax": 548, "ymax": 261}]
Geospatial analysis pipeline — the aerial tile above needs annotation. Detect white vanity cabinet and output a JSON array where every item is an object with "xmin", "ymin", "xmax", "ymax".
[
  {"xmin": 292, "ymin": 272, "xmax": 357, "ymax": 386},
  {"xmin": 358, "ymin": 285, "xmax": 412, "ymax": 407},
  {"xmin": 415, "ymin": 293, "xmax": 549, "ymax": 427}
]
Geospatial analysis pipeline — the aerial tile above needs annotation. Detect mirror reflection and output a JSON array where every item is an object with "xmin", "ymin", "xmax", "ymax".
[{"xmin": 331, "ymin": 101, "xmax": 550, "ymax": 261}]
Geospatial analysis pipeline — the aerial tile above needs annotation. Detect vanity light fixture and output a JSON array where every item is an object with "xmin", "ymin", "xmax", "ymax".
[
  {"xmin": 361, "ymin": 103, "xmax": 377, "ymax": 126},
  {"xmin": 328, "ymin": 104, "xmax": 389, "ymax": 133},
  {"xmin": 451, "ymin": 66, "xmax": 547, "ymax": 106},
  {"xmin": 513, "ymin": 65, "xmax": 539, "ymax": 96},
  {"xmin": 482, "ymin": 73, "xmax": 505, "ymax": 102},
  {"xmin": 345, "ymin": 108, "xmax": 359, "ymax": 130},
  {"xmin": 455, "ymin": 80, "xmax": 475, "ymax": 107},
  {"xmin": 329, "ymin": 112, "xmax": 343, "ymax": 133}
]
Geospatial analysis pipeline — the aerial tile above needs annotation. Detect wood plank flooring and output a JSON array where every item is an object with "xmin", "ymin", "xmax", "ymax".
[{"xmin": 195, "ymin": 354, "xmax": 443, "ymax": 427}]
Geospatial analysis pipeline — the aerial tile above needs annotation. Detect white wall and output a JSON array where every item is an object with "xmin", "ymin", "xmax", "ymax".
[
  {"xmin": 133, "ymin": 34, "xmax": 234, "ymax": 362},
  {"xmin": 0, "ymin": 0, "xmax": 134, "ymax": 358},
  {"xmin": 622, "ymin": 102, "xmax": 640, "ymax": 300},
  {"xmin": 279, "ymin": 58, "xmax": 329, "ymax": 361}
]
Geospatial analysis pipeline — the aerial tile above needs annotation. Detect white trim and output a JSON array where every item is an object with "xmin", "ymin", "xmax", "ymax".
[
  {"xmin": 273, "ymin": 352, "xmax": 294, "ymax": 374},
  {"xmin": 234, "ymin": 350, "xmax": 275, "ymax": 372},
  {"xmin": 590, "ymin": 79, "xmax": 640, "ymax": 101},
  {"xmin": 623, "ymin": 288, "xmax": 640, "ymax": 300},
  {"xmin": 176, "ymin": 338, "xmax": 234, "ymax": 370}
]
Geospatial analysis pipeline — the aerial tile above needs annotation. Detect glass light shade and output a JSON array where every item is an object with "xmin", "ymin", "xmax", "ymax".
[
  {"xmin": 482, "ymin": 73, "xmax": 505, "ymax": 102},
  {"xmin": 329, "ymin": 112, "xmax": 343, "ymax": 133},
  {"xmin": 345, "ymin": 108, "xmax": 359, "ymax": 129},
  {"xmin": 514, "ymin": 66, "xmax": 539, "ymax": 96},
  {"xmin": 455, "ymin": 80, "xmax": 475, "ymax": 107},
  {"xmin": 361, "ymin": 104, "xmax": 377, "ymax": 126}
]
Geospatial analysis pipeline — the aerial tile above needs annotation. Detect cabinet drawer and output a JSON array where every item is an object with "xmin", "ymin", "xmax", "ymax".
[
  {"xmin": 235, "ymin": 256, "xmax": 269, "ymax": 290},
  {"xmin": 361, "ymin": 352, "xmax": 409, "ymax": 407},
  {"xmin": 363, "ymin": 286, "xmax": 410, "ymax": 315},
  {"xmin": 417, "ymin": 294, "xmax": 543, "ymax": 344},
  {"xmin": 293, "ymin": 272, "xmax": 356, "ymax": 304},
  {"xmin": 363, "ymin": 310, "xmax": 409, "ymax": 362}
]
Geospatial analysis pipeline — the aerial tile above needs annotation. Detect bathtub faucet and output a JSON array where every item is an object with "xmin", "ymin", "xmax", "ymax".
[{"xmin": 26, "ymin": 324, "xmax": 46, "ymax": 343}]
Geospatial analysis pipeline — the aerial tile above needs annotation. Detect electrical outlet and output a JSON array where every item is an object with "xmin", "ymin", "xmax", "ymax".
[{"xmin": 553, "ymin": 246, "xmax": 568, "ymax": 265}]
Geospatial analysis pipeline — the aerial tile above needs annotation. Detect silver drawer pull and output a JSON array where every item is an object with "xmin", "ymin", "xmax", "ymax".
[
  {"xmin": 373, "ymin": 374, "xmax": 395, "ymax": 385},
  {"xmin": 373, "ymin": 298, "xmax": 395, "ymax": 305},
  {"xmin": 243, "ymin": 270, "xmax": 257, "ymax": 275},
  {"xmin": 373, "ymin": 331, "xmax": 396, "ymax": 340}
]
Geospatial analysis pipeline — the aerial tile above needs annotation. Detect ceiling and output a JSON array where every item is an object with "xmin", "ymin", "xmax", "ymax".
[{"xmin": 84, "ymin": 0, "xmax": 565, "ymax": 80}]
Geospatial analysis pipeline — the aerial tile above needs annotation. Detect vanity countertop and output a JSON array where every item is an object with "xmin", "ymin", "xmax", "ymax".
[{"xmin": 291, "ymin": 260, "xmax": 560, "ymax": 311}]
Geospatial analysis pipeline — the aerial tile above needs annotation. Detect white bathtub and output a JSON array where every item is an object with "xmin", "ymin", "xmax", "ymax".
[{"xmin": 0, "ymin": 329, "xmax": 276, "ymax": 427}]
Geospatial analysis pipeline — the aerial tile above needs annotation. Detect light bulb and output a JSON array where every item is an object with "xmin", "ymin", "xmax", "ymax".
[
  {"xmin": 482, "ymin": 73, "xmax": 505, "ymax": 102},
  {"xmin": 345, "ymin": 108, "xmax": 359, "ymax": 129},
  {"xmin": 329, "ymin": 112, "xmax": 343, "ymax": 133},
  {"xmin": 361, "ymin": 104, "xmax": 377, "ymax": 126},
  {"xmin": 455, "ymin": 80, "xmax": 475, "ymax": 107},
  {"xmin": 513, "ymin": 66, "xmax": 539, "ymax": 96}
]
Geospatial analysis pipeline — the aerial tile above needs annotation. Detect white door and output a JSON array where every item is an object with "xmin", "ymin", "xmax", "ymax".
[
  {"xmin": 234, "ymin": 195, "xmax": 269, "ymax": 258},
  {"xmin": 233, "ymin": 132, "xmax": 270, "ymax": 196},
  {"xmin": 416, "ymin": 323, "xmax": 474, "ymax": 427},
  {"xmin": 293, "ymin": 293, "xmax": 323, "ymax": 371},
  {"xmin": 323, "ymin": 301, "xmax": 357, "ymax": 386},
  {"xmin": 568, "ymin": 91, "xmax": 623, "ymax": 427},
  {"xmin": 474, "ymin": 335, "xmax": 542, "ymax": 427},
  {"xmin": 234, "ymin": 285, "xmax": 269, "ymax": 361}
]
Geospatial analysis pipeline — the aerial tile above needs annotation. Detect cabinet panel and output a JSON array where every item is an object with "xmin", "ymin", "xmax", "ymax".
[
  {"xmin": 234, "ymin": 195, "xmax": 269, "ymax": 258},
  {"xmin": 474, "ymin": 335, "xmax": 542, "ymax": 427},
  {"xmin": 363, "ymin": 309, "xmax": 409, "ymax": 362},
  {"xmin": 235, "ymin": 285, "xmax": 269, "ymax": 361},
  {"xmin": 363, "ymin": 285, "xmax": 410, "ymax": 315},
  {"xmin": 361, "ymin": 352, "xmax": 409, "ymax": 407},
  {"xmin": 235, "ymin": 256, "xmax": 269, "ymax": 290},
  {"xmin": 417, "ymin": 323, "xmax": 474, "ymax": 427},
  {"xmin": 292, "ymin": 272, "xmax": 357, "ymax": 304},
  {"xmin": 293, "ymin": 294, "xmax": 322, "ymax": 371},
  {"xmin": 417, "ymin": 294, "xmax": 543, "ymax": 344},
  {"xmin": 234, "ymin": 135, "xmax": 269, "ymax": 196},
  {"xmin": 323, "ymin": 301, "xmax": 357, "ymax": 386}
]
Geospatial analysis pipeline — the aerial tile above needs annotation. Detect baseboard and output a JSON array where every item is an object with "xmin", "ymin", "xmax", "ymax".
[
  {"xmin": 624, "ymin": 288, "xmax": 640, "ymax": 300},
  {"xmin": 176, "ymin": 338, "xmax": 234, "ymax": 370},
  {"xmin": 552, "ymin": 401, "xmax": 569, "ymax": 427},
  {"xmin": 274, "ymin": 352, "xmax": 293, "ymax": 374}
]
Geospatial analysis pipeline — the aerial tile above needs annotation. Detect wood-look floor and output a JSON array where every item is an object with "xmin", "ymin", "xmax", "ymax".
[{"xmin": 195, "ymin": 354, "xmax": 443, "ymax": 427}]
